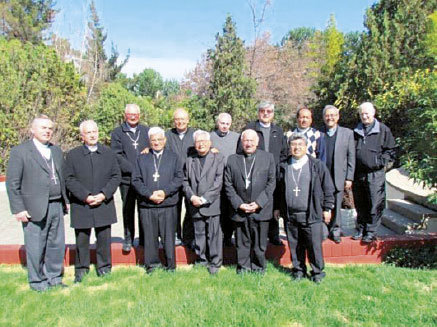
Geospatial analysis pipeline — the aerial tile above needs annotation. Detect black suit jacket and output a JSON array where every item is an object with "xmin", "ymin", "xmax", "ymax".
[
  {"xmin": 6, "ymin": 140, "xmax": 68, "ymax": 221},
  {"xmin": 110, "ymin": 122, "xmax": 149, "ymax": 185},
  {"xmin": 64, "ymin": 144, "xmax": 121, "ymax": 229},
  {"xmin": 183, "ymin": 151, "xmax": 225, "ymax": 217},
  {"xmin": 165, "ymin": 127, "xmax": 196, "ymax": 163},
  {"xmin": 238, "ymin": 121, "xmax": 288, "ymax": 166},
  {"xmin": 132, "ymin": 149, "xmax": 183, "ymax": 208},
  {"xmin": 225, "ymin": 150, "xmax": 276, "ymax": 222}
]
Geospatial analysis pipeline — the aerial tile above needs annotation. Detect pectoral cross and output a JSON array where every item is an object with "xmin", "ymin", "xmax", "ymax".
[
  {"xmin": 245, "ymin": 179, "xmax": 251, "ymax": 189},
  {"xmin": 153, "ymin": 171, "xmax": 160, "ymax": 182},
  {"xmin": 293, "ymin": 186, "xmax": 301, "ymax": 196},
  {"xmin": 132, "ymin": 141, "xmax": 138, "ymax": 149},
  {"xmin": 51, "ymin": 173, "xmax": 58, "ymax": 185}
]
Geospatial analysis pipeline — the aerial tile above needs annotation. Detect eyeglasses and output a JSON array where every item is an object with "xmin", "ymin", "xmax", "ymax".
[
  {"xmin": 126, "ymin": 113, "xmax": 139, "ymax": 118},
  {"xmin": 259, "ymin": 109, "xmax": 273, "ymax": 114}
]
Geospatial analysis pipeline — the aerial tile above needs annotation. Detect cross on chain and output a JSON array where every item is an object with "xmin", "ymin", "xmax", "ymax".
[
  {"xmin": 132, "ymin": 141, "xmax": 138, "ymax": 149},
  {"xmin": 293, "ymin": 186, "xmax": 301, "ymax": 197},
  {"xmin": 153, "ymin": 172, "xmax": 160, "ymax": 182},
  {"xmin": 51, "ymin": 173, "xmax": 58, "ymax": 185}
]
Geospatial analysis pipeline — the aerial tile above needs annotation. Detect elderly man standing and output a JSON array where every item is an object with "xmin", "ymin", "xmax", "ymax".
[
  {"xmin": 291, "ymin": 107, "xmax": 326, "ymax": 162},
  {"xmin": 111, "ymin": 103, "xmax": 149, "ymax": 252},
  {"xmin": 225, "ymin": 129, "xmax": 276, "ymax": 274},
  {"xmin": 210, "ymin": 113, "xmax": 240, "ymax": 247},
  {"xmin": 352, "ymin": 102, "xmax": 396, "ymax": 243},
  {"xmin": 275, "ymin": 133, "xmax": 335, "ymax": 283},
  {"xmin": 184, "ymin": 130, "xmax": 225, "ymax": 274},
  {"xmin": 132, "ymin": 127, "xmax": 184, "ymax": 273},
  {"xmin": 6, "ymin": 115, "xmax": 68, "ymax": 291},
  {"xmin": 320, "ymin": 105, "xmax": 355, "ymax": 243},
  {"xmin": 166, "ymin": 108, "xmax": 196, "ymax": 248},
  {"xmin": 65, "ymin": 120, "xmax": 121, "ymax": 283},
  {"xmin": 240, "ymin": 101, "xmax": 288, "ymax": 246}
]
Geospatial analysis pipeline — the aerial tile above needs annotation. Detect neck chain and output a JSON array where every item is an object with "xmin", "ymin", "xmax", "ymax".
[
  {"xmin": 126, "ymin": 130, "xmax": 140, "ymax": 150},
  {"xmin": 153, "ymin": 152, "xmax": 163, "ymax": 182},
  {"xmin": 243, "ymin": 155, "xmax": 256, "ymax": 189},
  {"xmin": 291, "ymin": 165, "xmax": 302, "ymax": 196},
  {"xmin": 42, "ymin": 154, "xmax": 58, "ymax": 185}
]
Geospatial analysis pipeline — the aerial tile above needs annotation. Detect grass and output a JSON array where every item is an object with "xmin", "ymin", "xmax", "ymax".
[{"xmin": 0, "ymin": 263, "xmax": 436, "ymax": 327}]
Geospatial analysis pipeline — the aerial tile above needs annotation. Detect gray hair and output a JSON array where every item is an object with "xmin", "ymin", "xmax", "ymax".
[
  {"xmin": 241, "ymin": 129, "xmax": 259, "ymax": 141},
  {"xmin": 358, "ymin": 102, "xmax": 376, "ymax": 115},
  {"xmin": 148, "ymin": 127, "xmax": 165, "ymax": 138},
  {"xmin": 323, "ymin": 105, "xmax": 340, "ymax": 116},
  {"xmin": 193, "ymin": 129, "xmax": 210, "ymax": 142},
  {"xmin": 125, "ymin": 103, "xmax": 140, "ymax": 114},
  {"xmin": 31, "ymin": 114, "xmax": 53, "ymax": 129},
  {"xmin": 216, "ymin": 112, "xmax": 232, "ymax": 124},
  {"xmin": 257, "ymin": 101, "xmax": 274, "ymax": 112},
  {"xmin": 288, "ymin": 132, "xmax": 308, "ymax": 145},
  {"xmin": 79, "ymin": 120, "xmax": 98, "ymax": 134}
]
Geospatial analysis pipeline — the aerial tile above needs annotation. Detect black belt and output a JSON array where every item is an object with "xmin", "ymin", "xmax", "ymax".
[{"xmin": 49, "ymin": 198, "xmax": 62, "ymax": 203}]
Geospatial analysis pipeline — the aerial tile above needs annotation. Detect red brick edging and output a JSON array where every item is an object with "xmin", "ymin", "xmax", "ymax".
[{"xmin": 1, "ymin": 234, "xmax": 435, "ymax": 266}]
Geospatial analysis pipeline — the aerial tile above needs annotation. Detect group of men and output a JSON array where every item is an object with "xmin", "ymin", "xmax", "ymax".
[{"xmin": 6, "ymin": 100, "xmax": 395, "ymax": 290}]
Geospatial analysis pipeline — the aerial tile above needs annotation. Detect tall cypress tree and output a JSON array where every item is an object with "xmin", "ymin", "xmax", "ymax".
[{"xmin": 207, "ymin": 15, "xmax": 256, "ymax": 130}]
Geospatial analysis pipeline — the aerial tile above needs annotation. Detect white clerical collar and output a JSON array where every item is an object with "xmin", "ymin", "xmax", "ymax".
[
  {"xmin": 327, "ymin": 126, "xmax": 338, "ymax": 137},
  {"xmin": 33, "ymin": 138, "xmax": 51, "ymax": 159},
  {"xmin": 297, "ymin": 127, "xmax": 310, "ymax": 134},
  {"xmin": 259, "ymin": 122, "xmax": 271, "ymax": 128},
  {"xmin": 291, "ymin": 155, "xmax": 309, "ymax": 169},
  {"xmin": 86, "ymin": 145, "xmax": 98, "ymax": 152},
  {"xmin": 153, "ymin": 149, "xmax": 163, "ymax": 157},
  {"xmin": 177, "ymin": 129, "xmax": 187, "ymax": 140},
  {"xmin": 127, "ymin": 123, "xmax": 137, "ymax": 133}
]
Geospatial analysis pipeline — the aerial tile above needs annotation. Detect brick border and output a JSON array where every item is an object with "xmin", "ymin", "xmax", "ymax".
[{"xmin": 1, "ymin": 234, "xmax": 435, "ymax": 266}]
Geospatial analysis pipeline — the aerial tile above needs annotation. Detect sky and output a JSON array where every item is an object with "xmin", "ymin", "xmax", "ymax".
[{"xmin": 50, "ymin": 0, "xmax": 376, "ymax": 81}]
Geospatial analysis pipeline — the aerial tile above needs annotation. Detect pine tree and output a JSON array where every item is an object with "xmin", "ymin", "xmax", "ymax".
[
  {"xmin": 0, "ymin": 0, "xmax": 55, "ymax": 44},
  {"xmin": 207, "ymin": 15, "xmax": 257, "ymax": 130}
]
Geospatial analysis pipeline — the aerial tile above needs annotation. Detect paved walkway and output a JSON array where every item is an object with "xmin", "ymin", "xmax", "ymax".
[{"xmin": 0, "ymin": 182, "xmax": 395, "ymax": 246}]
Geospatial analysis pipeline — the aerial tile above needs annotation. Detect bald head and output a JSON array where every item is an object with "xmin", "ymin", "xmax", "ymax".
[{"xmin": 173, "ymin": 108, "xmax": 189, "ymax": 133}]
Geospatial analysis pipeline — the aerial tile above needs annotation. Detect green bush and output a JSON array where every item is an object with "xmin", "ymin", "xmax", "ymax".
[{"xmin": 384, "ymin": 244, "xmax": 437, "ymax": 269}]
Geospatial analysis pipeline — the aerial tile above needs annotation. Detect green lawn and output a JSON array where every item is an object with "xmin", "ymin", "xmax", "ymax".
[{"xmin": 0, "ymin": 263, "xmax": 435, "ymax": 327}]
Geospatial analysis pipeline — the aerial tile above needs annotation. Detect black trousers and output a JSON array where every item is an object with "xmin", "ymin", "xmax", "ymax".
[
  {"xmin": 285, "ymin": 220, "xmax": 325, "ymax": 278},
  {"xmin": 75, "ymin": 225, "xmax": 112, "ymax": 277},
  {"xmin": 268, "ymin": 217, "xmax": 280, "ymax": 241},
  {"xmin": 119, "ymin": 183, "xmax": 144, "ymax": 246},
  {"xmin": 235, "ymin": 219, "xmax": 269, "ymax": 273},
  {"xmin": 328, "ymin": 189, "xmax": 344, "ymax": 238},
  {"xmin": 178, "ymin": 195, "xmax": 194, "ymax": 244},
  {"xmin": 353, "ymin": 170, "xmax": 386, "ymax": 234},
  {"xmin": 140, "ymin": 206, "xmax": 176, "ymax": 270},
  {"xmin": 220, "ymin": 194, "xmax": 234, "ymax": 242},
  {"xmin": 193, "ymin": 214, "xmax": 223, "ymax": 270}
]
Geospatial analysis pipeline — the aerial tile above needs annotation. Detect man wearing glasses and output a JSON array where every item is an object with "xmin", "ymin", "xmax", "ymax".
[
  {"xmin": 111, "ymin": 104, "xmax": 150, "ymax": 252},
  {"xmin": 238, "ymin": 101, "xmax": 288, "ymax": 246}
]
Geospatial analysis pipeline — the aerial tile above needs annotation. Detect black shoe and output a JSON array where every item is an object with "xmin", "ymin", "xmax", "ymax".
[
  {"xmin": 74, "ymin": 275, "xmax": 83, "ymax": 284},
  {"xmin": 362, "ymin": 233, "xmax": 377, "ymax": 243},
  {"xmin": 330, "ymin": 235, "xmax": 341, "ymax": 244},
  {"xmin": 291, "ymin": 272, "xmax": 306, "ymax": 281},
  {"xmin": 352, "ymin": 229, "xmax": 363, "ymax": 240},
  {"xmin": 122, "ymin": 242, "xmax": 132, "ymax": 252},
  {"xmin": 269, "ymin": 237, "xmax": 283, "ymax": 246}
]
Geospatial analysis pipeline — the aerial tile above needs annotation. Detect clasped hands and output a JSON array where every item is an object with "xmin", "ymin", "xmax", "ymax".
[
  {"xmin": 86, "ymin": 193, "xmax": 106, "ymax": 207},
  {"xmin": 150, "ymin": 190, "xmax": 165, "ymax": 204},
  {"xmin": 239, "ymin": 202, "xmax": 259, "ymax": 213}
]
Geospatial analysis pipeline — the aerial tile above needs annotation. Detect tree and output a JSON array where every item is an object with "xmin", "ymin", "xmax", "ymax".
[
  {"xmin": 0, "ymin": 0, "xmax": 55, "ymax": 44},
  {"xmin": 128, "ymin": 68, "xmax": 164, "ymax": 98},
  {"xmin": 0, "ymin": 38, "xmax": 87, "ymax": 173},
  {"xmin": 206, "ymin": 15, "xmax": 257, "ymax": 130}
]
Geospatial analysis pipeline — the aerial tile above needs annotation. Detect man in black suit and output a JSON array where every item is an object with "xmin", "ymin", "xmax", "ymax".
[
  {"xmin": 6, "ymin": 115, "xmax": 68, "ymax": 291},
  {"xmin": 225, "ymin": 129, "xmax": 276, "ymax": 274},
  {"xmin": 275, "ymin": 133, "xmax": 335, "ymax": 283},
  {"xmin": 239, "ymin": 101, "xmax": 288, "ymax": 246},
  {"xmin": 183, "ymin": 130, "xmax": 225, "ymax": 274},
  {"xmin": 165, "ymin": 108, "xmax": 196, "ymax": 248},
  {"xmin": 65, "ymin": 120, "xmax": 121, "ymax": 283},
  {"xmin": 132, "ymin": 127, "xmax": 184, "ymax": 273},
  {"xmin": 111, "ymin": 103, "xmax": 149, "ymax": 252},
  {"xmin": 320, "ymin": 105, "xmax": 355, "ymax": 243}
]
